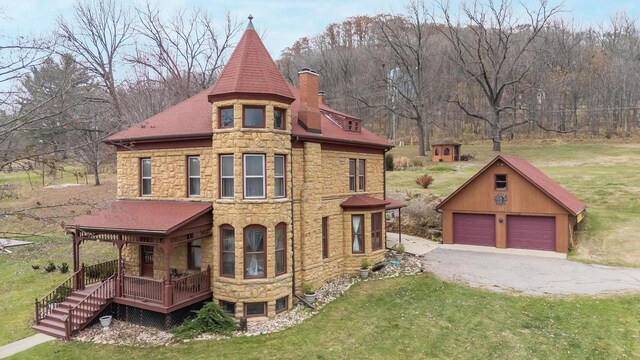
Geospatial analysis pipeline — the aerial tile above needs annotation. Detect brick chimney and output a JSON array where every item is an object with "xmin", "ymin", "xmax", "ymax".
[
  {"xmin": 298, "ymin": 68, "xmax": 321, "ymax": 133},
  {"xmin": 318, "ymin": 91, "xmax": 326, "ymax": 105}
]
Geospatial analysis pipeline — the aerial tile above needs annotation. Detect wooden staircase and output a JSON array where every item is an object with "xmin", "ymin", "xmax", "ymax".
[{"xmin": 34, "ymin": 264, "xmax": 117, "ymax": 340}]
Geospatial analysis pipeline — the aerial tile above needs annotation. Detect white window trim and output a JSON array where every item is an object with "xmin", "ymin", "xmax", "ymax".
[
  {"xmin": 188, "ymin": 156, "xmax": 201, "ymax": 197},
  {"xmin": 274, "ymin": 155, "xmax": 285, "ymax": 198},
  {"xmin": 141, "ymin": 158, "xmax": 152, "ymax": 196},
  {"xmin": 243, "ymin": 154, "xmax": 266, "ymax": 199},
  {"xmin": 220, "ymin": 155, "xmax": 234, "ymax": 199}
]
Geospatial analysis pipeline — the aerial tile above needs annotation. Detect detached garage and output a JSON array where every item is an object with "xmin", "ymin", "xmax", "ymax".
[{"xmin": 437, "ymin": 155, "xmax": 586, "ymax": 253}]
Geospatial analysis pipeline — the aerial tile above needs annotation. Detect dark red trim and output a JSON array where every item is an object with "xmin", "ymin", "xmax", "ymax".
[
  {"xmin": 220, "ymin": 224, "xmax": 235, "ymax": 278},
  {"xmin": 243, "ymin": 302, "xmax": 268, "ymax": 318},
  {"xmin": 321, "ymin": 142, "xmax": 386, "ymax": 155},
  {"xmin": 115, "ymin": 137, "xmax": 212, "ymax": 151},
  {"xmin": 351, "ymin": 214, "xmax": 365, "ymax": 254},
  {"xmin": 275, "ymin": 296, "xmax": 288, "ymax": 314},
  {"xmin": 495, "ymin": 174, "xmax": 508, "ymax": 191},
  {"xmin": 274, "ymin": 107, "xmax": 286, "ymax": 130},
  {"xmin": 243, "ymin": 225, "xmax": 267, "ymax": 279},
  {"xmin": 275, "ymin": 222, "xmax": 287, "ymax": 276},
  {"xmin": 218, "ymin": 106, "xmax": 234, "ymax": 129},
  {"xmin": 209, "ymin": 92, "xmax": 295, "ymax": 104}
]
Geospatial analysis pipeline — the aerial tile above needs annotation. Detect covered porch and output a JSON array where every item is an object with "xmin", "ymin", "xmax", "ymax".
[{"xmin": 67, "ymin": 200, "xmax": 214, "ymax": 313}]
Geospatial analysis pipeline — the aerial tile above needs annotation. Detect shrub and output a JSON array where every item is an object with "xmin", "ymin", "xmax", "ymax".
[
  {"xmin": 57, "ymin": 262, "xmax": 70, "ymax": 274},
  {"xmin": 172, "ymin": 302, "xmax": 236, "ymax": 340},
  {"xmin": 415, "ymin": 174, "xmax": 434, "ymax": 188},
  {"xmin": 460, "ymin": 153, "xmax": 476, "ymax": 161},
  {"xmin": 361, "ymin": 258, "xmax": 371, "ymax": 270},
  {"xmin": 393, "ymin": 156, "xmax": 409, "ymax": 170},
  {"xmin": 44, "ymin": 262, "xmax": 56, "ymax": 273},
  {"xmin": 395, "ymin": 244, "xmax": 405, "ymax": 254},
  {"xmin": 385, "ymin": 153, "xmax": 394, "ymax": 171},
  {"xmin": 410, "ymin": 157, "xmax": 425, "ymax": 167},
  {"xmin": 31, "ymin": 264, "xmax": 40, "ymax": 270},
  {"xmin": 47, "ymin": 285, "xmax": 72, "ymax": 305}
]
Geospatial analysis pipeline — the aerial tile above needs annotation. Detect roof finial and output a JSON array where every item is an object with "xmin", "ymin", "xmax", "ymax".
[{"xmin": 247, "ymin": 14, "xmax": 254, "ymax": 30}]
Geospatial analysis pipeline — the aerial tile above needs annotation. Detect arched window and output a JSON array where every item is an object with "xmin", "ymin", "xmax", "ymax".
[
  {"xmin": 275, "ymin": 223, "xmax": 286, "ymax": 275},
  {"xmin": 220, "ymin": 225, "xmax": 235, "ymax": 277},
  {"xmin": 444, "ymin": 147, "xmax": 450, "ymax": 155},
  {"xmin": 434, "ymin": 148, "xmax": 440, "ymax": 156},
  {"xmin": 244, "ymin": 225, "xmax": 266, "ymax": 278}
]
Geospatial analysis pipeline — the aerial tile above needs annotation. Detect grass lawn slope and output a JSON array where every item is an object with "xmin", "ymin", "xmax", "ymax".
[{"xmin": 14, "ymin": 275, "xmax": 640, "ymax": 359}]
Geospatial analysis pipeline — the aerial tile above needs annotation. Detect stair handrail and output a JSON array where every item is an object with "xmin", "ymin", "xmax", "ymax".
[
  {"xmin": 66, "ymin": 274, "xmax": 116, "ymax": 338},
  {"xmin": 34, "ymin": 268, "xmax": 82, "ymax": 324}
]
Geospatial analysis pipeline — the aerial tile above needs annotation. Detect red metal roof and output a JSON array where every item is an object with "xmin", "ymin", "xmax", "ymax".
[
  {"xmin": 68, "ymin": 201, "xmax": 212, "ymax": 234},
  {"xmin": 385, "ymin": 198, "xmax": 407, "ymax": 210},
  {"xmin": 208, "ymin": 27, "xmax": 294, "ymax": 102},
  {"xmin": 341, "ymin": 195, "xmax": 390, "ymax": 209},
  {"xmin": 436, "ymin": 155, "xmax": 586, "ymax": 216}
]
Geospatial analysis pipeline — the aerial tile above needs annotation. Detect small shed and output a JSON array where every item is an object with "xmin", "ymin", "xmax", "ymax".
[
  {"xmin": 432, "ymin": 141, "xmax": 461, "ymax": 162},
  {"xmin": 436, "ymin": 155, "xmax": 586, "ymax": 253}
]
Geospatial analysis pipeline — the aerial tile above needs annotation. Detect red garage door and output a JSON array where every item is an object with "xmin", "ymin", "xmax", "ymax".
[
  {"xmin": 507, "ymin": 216, "xmax": 556, "ymax": 251},
  {"xmin": 453, "ymin": 213, "xmax": 496, "ymax": 246}
]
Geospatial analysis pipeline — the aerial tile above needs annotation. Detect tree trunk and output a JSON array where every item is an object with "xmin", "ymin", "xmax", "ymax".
[
  {"xmin": 93, "ymin": 160, "xmax": 101, "ymax": 186},
  {"xmin": 492, "ymin": 112, "xmax": 501, "ymax": 152},
  {"xmin": 415, "ymin": 118, "xmax": 426, "ymax": 156}
]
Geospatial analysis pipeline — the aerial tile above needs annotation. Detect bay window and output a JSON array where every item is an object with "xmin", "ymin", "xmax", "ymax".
[
  {"xmin": 244, "ymin": 225, "xmax": 266, "ymax": 278},
  {"xmin": 274, "ymin": 155, "xmax": 285, "ymax": 198},
  {"xmin": 351, "ymin": 215, "xmax": 364, "ymax": 253},
  {"xmin": 220, "ymin": 225, "xmax": 235, "ymax": 277},
  {"xmin": 275, "ymin": 223, "xmax": 286, "ymax": 275},
  {"xmin": 188, "ymin": 156, "xmax": 200, "ymax": 197},
  {"xmin": 243, "ymin": 154, "xmax": 265, "ymax": 198},
  {"xmin": 220, "ymin": 155, "xmax": 234, "ymax": 198},
  {"xmin": 371, "ymin": 212, "xmax": 382, "ymax": 251}
]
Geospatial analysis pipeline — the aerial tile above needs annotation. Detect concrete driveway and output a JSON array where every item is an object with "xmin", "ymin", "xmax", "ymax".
[{"xmin": 423, "ymin": 248, "xmax": 640, "ymax": 296}]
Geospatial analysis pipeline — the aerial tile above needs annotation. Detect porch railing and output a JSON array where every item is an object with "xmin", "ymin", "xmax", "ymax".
[
  {"xmin": 123, "ymin": 275, "xmax": 164, "ymax": 303},
  {"xmin": 66, "ymin": 275, "xmax": 115, "ymax": 338},
  {"xmin": 172, "ymin": 266, "xmax": 211, "ymax": 303},
  {"xmin": 35, "ymin": 269, "xmax": 81, "ymax": 324},
  {"xmin": 83, "ymin": 259, "xmax": 117, "ymax": 287}
]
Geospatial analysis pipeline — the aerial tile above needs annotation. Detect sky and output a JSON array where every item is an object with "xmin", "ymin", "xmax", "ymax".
[{"xmin": 1, "ymin": 0, "xmax": 640, "ymax": 59}]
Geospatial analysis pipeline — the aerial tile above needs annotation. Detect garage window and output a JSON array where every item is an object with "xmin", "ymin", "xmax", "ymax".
[{"xmin": 495, "ymin": 174, "xmax": 507, "ymax": 190}]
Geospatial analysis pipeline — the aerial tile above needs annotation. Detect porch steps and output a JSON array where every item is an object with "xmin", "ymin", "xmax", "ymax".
[{"xmin": 33, "ymin": 285, "xmax": 113, "ymax": 340}]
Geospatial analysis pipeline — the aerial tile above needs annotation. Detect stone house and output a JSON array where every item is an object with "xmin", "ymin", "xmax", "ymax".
[{"xmin": 34, "ymin": 19, "xmax": 400, "ymax": 338}]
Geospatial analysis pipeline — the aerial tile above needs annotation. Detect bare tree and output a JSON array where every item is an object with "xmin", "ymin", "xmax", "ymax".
[
  {"xmin": 57, "ymin": 0, "xmax": 133, "ymax": 118},
  {"xmin": 129, "ymin": 3, "xmax": 241, "ymax": 99},
  {"xmin": 437, "ymin": 0, "xmax": 563, "ymax": 151}
]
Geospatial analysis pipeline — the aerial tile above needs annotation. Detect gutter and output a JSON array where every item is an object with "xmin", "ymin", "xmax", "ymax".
[{"xmin": 290, "ymin": 136, "xmax": 299, "ymax": 299}]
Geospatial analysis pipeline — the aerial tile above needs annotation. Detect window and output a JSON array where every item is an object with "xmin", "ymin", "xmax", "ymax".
[
  {"xmin": 243, "ymin": 106, "xmax": 265, "ymax": 128},
  {"xmin": 371, "ymin": 212, "xmax": 382, "ymax": 251},
  {"xmin": 244, "ymin": 225, "xmax": 266, "ymax": 278},
  {"xmin": 322, "ymin": 217, "xmax": 329, "ymax": 259},
  {"xmin": 444, "ymin": 147, "xmax": 450, "ymax": 155},
  {"xmin": 358, "ymin": 159, "xmax": 366, "ymax": 192},
  {"xmin": 219, "ymin": 107, "xmax": 234, "ymax": 128},
  {"xmin": 349, "ymin": 159, "xmax": 356, "ymax": 192},
  {"xmin": 274, "ymin": 108, "xmax": 285, "ymax": 130},
  {"xmin": 244, "ymin": 154, "xmax": 265, "ymax": 198},
  {"xmin": 140, "ymin": 158, "xmax": 152, "ymax": 196},
  {"xmin": 188, "ymin": 239, "xmax": 201, "ymax": 270},
  {"xmin": 219, "ymin": 300, "xmax": 236, "ymax": 315},
  {"xmin": 495, "ymin": 174, "xmax": 507, "ymax": 190},
  {"xmin": 220, "ymin": 155, "xmax": 234, "ymax": 198},
  {"xmin": 188, "ymin": 156, "xmax": 200, "ymax": 197},
  {"xmin": 274, "ymin": 155, "xmax": 285, "ymax": 198},
  {"xmin": 244, "ymin": 302, "xmax": 266, "ymax": 317},
  {"xmin": 351, "ymin": 215, "xmax": 364, "ymax": 253},
  {"xmin": 434, "ymin": 148, "xmax": 440, "ymax": 156},
  {"xmin": 276, "ymin": 296, "xmax": 288, "ymax": 314},
  {"xmin": 275, "ymin": 223, "xmax": 286, "ymax": 275},
  {"xmin": 220, "ymin": 225, "xmax": 235, "ymax": 277}
]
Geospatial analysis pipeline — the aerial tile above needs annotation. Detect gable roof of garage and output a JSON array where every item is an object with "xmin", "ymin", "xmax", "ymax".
[{"xmin": 436, "ymin": 155, "xmax": 586, "ymax": 216}]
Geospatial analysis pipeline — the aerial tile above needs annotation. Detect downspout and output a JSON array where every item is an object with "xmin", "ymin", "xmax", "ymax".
[{"xmin": 290, "ymin": 136, "xmax": 299, "ymax": 299}]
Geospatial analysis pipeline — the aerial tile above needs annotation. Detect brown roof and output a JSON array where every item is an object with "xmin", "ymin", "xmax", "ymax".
[
  {"xmin": 436, "ymin": 155, "xmax": 586, "ymax": 216},
  {"xmin": 208, "ymin": 25, "xmax": 294, "ymax": 103},
  {"xmin": 385, "ymin": 198, "xmax": 407, "ymax": 210},
  {"xmin": 341, "ymin": 195, "xmax": 390, "ymax": 209},
  {"xmin": 68, "ymin": 201, "xmax": 212, "ymax": 234},
  {"xmin": 432, "ymin": 141, "xmax": 461, "ymax": 146}
]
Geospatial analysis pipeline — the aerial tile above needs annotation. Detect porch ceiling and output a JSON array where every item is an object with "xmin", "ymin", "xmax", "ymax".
[{"xmin": 67, "ymin": 200, "xmax": 212, "ymax": 235}]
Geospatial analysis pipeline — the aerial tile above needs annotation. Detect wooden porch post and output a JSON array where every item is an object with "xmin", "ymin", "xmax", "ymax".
[
  {"xmin": 399, "ymin": 208, "xmax": 402, "ymax": 244},
  {"xmin": 162, "ymin": 242, "xmax": 173, "ymax": 307},
  {"xmin": 116, "ymin": 238, "xmax": 124, "ymax": 298}
]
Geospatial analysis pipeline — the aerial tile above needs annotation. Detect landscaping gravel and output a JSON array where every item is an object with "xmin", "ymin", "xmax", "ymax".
[{"xmin": 74, "ymin": 250, "xmax": 423, "ymax": 346}]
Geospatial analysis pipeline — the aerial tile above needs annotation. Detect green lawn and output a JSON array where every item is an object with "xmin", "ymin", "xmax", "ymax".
[
  {"xmin": 13, "ymin": 275, "xmax": 640, "ymax": 359},
  {"xmin": 388, "ymin": 142, "xmax": 640, "ymax": 267}
]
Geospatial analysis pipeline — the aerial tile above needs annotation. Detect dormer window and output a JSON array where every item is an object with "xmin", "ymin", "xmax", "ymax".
[
  {"xmin": 219, "ymin": 107, "xmax": 234, "ymax": 128},
  {"xmin": 243, "ymin": 106, "xmax": 265, "ymax": 128},
  {"xmin": 495, "ymin": 174, "xmax": 507, "ymax": 190},
  {"xmin": 344, "ymin": 119, "xmax": 361, "ymax": 133},
  {"xmin": 274, "ymin": 108, "xmax": 285, "ymax": 130}
]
